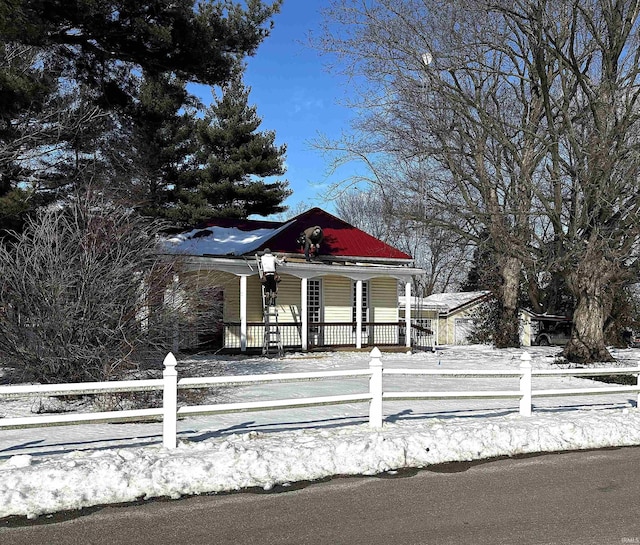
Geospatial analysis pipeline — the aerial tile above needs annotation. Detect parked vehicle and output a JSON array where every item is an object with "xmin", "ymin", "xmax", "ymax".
[
  {"xmin": 535, "ymin": 322, "xmax": 572, "ymax": 346},
  {"xmin": 622, "ymin": 330, "xmax": 640, "ymax": 348}
]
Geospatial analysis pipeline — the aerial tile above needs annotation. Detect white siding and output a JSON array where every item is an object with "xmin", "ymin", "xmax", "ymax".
[
  {"xmin": 273, "ymin": 275, "xmax": 302, "ymax": 322},
  {"xmin": 370, "ymin": 277, "xmax": 398, "ymax": 323},
  {"xmin": 323, "ymin": 275, "xmax": 352, "ymax": 322}
]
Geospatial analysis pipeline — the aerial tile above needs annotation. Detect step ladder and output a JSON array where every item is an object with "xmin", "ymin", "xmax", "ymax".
[
  {"xmin": 256, "ymin": 254, "xmax": 283, "ymax": 356},
  {"xmin": 262, "ymin": 294, "xmax": 283, "ymax": 356}
]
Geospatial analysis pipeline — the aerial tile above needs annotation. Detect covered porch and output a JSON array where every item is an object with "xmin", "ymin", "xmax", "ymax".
[{"xmin": 177, "ymin": 256, "xmax": 426, "ymax": 352}]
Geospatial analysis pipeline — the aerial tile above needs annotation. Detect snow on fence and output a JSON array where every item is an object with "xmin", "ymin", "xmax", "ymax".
[{"xmin": 1, "ymin": 350, "xmax": 639, "ymax": 449}]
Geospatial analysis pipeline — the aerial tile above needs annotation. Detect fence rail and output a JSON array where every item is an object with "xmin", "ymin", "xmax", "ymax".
[
  {"xmin": 179, "ymin": 369, "xmax": 372, "ymax": 389},
  {"xmin": 0, "ymin": 379, "xmax": 164, "ymax": 398},
  {"xmin": 1, "ymin": 350, "xmax": 639, "ymax": 448}
]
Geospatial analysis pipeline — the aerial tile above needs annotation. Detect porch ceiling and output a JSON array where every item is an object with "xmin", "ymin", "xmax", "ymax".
[{"xmin": 173, "ymin": 255, "xmax": 425, "ymax": 281}]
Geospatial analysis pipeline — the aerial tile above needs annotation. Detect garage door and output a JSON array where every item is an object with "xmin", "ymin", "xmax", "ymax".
[{"xmin": 454, "ymin": 318, "xmax": 474, "ymax": 345}]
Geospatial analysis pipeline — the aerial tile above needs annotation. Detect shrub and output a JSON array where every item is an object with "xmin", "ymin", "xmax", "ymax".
[{"xmin": 0, "ymin": 199, "xmax": 177, "ymax": 384}]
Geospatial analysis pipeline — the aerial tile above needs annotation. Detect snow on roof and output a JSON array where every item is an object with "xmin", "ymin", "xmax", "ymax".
[
  {"xmin": 399, "ymin": 295, "xmax": 446, "ymax": 311},
  {"xmin": 164, "ymin": 222, "xmax": 292, "ymax": 256},
  {"xmin": 423, "ymin": 291, "xmax": 490, "ymax": 311},
  {"xmin": 401, "ymin": 291, "xmax": 491, "ymax": 313}
]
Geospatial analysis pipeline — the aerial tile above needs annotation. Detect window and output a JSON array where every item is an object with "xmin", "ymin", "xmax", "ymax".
[{"xmin": 307, "ymin": 279, "xmax": 321, "ymax": 324}]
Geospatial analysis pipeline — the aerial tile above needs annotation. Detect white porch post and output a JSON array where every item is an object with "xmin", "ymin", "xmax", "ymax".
[
  {"xmin": 301, "ymin": 277, "xmax": 308, "ymax": 350},
  {"xmin": 405, "ymin": 281, "xmax": 412, "ymax": 348},
  {"xmin": 240, "ymin": 274, "xmax": 248, "ymax": 352},
  {"xmin": 356, "ymin": 279, "xmax": 363, "ymax": 349}
]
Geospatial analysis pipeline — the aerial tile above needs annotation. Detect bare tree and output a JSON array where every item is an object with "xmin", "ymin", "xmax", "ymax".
[
  {"xmin": 335, "ymin": 186, "xmax": 471, "ymax": 294},
  {"xmin": 0, "ymin": 197, "xmax": 177, "ymax": 384},
  {"xmin": 319, "ymin": 1, "xmax": 640, "ymax": 360},
  {"xmin": 334, "ymin": 188, "xmax": 389, "ymax": 241},
  {"xmin": 317, "ymin": 0, "xmax": 549, "ymax": 347},
  {"xmin": 494, "ymin": 0, "xmax": 640, "ymax": 362}
]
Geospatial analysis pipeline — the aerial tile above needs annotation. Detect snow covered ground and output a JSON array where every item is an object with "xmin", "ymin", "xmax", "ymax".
[{"xmin": 2, "ymin": 344, "xmax": 640, "ymax": 520}]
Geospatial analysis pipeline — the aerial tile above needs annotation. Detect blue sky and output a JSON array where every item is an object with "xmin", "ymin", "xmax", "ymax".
[{"xmin": 240, "ymin": 1, "xmax": 358, "ymax": 217}]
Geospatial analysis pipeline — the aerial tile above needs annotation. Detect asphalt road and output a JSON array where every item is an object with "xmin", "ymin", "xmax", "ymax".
[{"xmin": 2, "ymin": 447, "xmax": 640, "ymax": 545}]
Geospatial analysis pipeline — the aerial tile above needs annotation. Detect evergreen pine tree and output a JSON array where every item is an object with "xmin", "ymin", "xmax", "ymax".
[
  {"xmin": 0, "ymin": 44, "xmax": 58, "ymax": 232},
  {"xmin": 0, "ymin": 0, "xmax": 283, "ymax": 232},
  {"xmin": 126, "ymin": 72, "xmax": 199, "ymax": 218},
  {"xmin": 171, "ymin": 74, "xmax": 290, "ymax": 223}
]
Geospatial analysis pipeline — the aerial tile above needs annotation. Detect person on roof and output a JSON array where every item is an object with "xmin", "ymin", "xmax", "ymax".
[
  {"xmin": 298, "ymin": 225, "xmax": 324, "ymax": 261},
  {"xmin": 260, "ymin": 248, "xmax": 285, "ymax": 304}
]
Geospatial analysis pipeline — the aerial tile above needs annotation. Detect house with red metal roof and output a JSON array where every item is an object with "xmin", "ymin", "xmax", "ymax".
[{"xmin": 165, "ymin": 208, "xmax": 426, "ymax": 353}]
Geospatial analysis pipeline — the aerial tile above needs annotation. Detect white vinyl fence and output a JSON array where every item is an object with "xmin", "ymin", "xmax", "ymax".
[{"xmin": 1, "ymin": 349, "xmax": 639, "ymax": 449}]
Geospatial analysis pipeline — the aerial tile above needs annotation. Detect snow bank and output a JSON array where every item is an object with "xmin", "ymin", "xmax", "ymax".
[{"xmin": 2, "ymin": 406, "xmax": 640, "ymax": 519}]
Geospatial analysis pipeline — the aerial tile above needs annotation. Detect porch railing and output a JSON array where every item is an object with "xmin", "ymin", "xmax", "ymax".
[{"xmin": 223, "ymin": 322, "xmax": 435, "ymax": 350}]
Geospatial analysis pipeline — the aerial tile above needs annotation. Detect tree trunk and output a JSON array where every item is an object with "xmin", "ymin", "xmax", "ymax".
[
  {"xmin": 495, "ymin": 256, "xmax": 522, "ymax": 348},
  {"xmin": 564, "ymin": 293, "xmax": 614, "ymax": 363},
  {"xmin": 563, "ymin": 250, "xmax": 615, "ymax": 363}
]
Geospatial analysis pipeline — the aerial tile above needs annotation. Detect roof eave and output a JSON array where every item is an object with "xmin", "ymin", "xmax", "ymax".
[
  {"xmin": 169, "ymin": 254, "xmax": 425, "ymax": 280},
  {"xmin": 266, "ymin": 253, "xmax": 415, "ymax": 266}
]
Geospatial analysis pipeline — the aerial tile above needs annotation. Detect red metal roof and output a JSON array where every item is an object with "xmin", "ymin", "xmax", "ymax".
[
  {"xmin": 189, "ymin": 208, "xmax": 413, "ymax": 260},
  {"xmin": 259, "ymin": 208, "xmax": 412, "ymax": 260}
]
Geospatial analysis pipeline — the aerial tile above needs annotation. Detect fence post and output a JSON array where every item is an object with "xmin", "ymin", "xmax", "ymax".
[
  {"xmin": 163, "ymin": 352, "xmax": 178, "ymax": 449},
  {"xmin": 369, "ymin": 347, "xmax": 383, "ymax": 428},
  {"xmin": 519, "ymin": 352, "xmax": 532, "ymax": 417},
  {"xmin": 636, "ymin": 364, "xmax": 640, "ymax": 409}
]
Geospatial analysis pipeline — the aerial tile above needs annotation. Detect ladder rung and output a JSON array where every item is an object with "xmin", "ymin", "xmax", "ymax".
[{"xmin": 261, "ymin": 282, "xmax": 282, "ymax": 355}]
